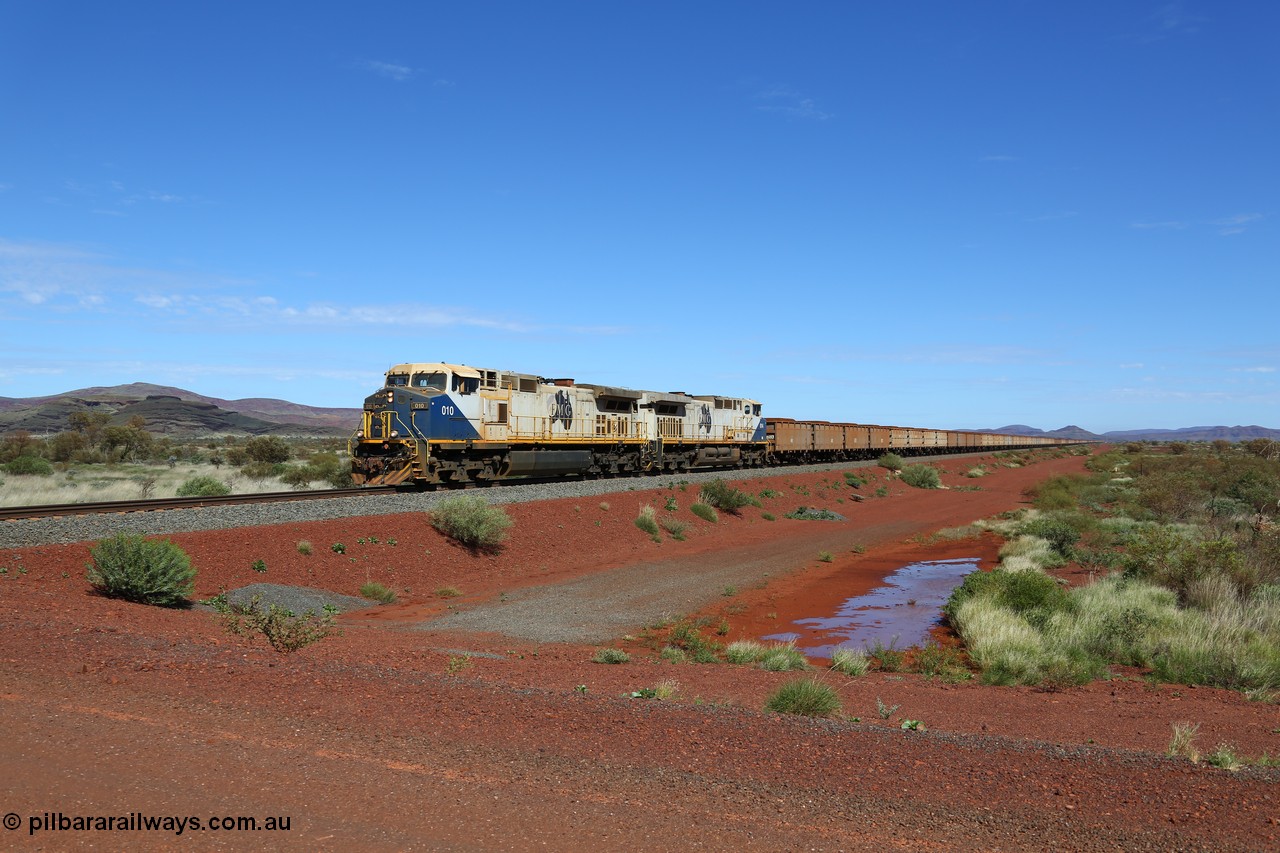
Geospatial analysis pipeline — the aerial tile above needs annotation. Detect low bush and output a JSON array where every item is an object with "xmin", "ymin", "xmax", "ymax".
[
  {"xmin": 429, "ymin": 495, "xmax": 513, "ymax": 550},
  {"xmin": 724, "ymin": 640, "xmax": 768, "ymax": 665},
  {"xmin": 899, "ymin": 465, "xmax": 941, "ymax": 489},
  {"xmin": 658, "ymin": 515, "xmax": 688, "ymax": 540},
  {"xmin": 86, "ymin": 533, "xmax": 195, "ymax": 607},
  {"xmin": 877, "ymin": 452, "xmax": 904, "ymax": 472},
  {"xmin": 784, "ymin": 507, "xmax": 844, "ymax": 521},
  {"xmin": 758, "ymin": 643, "xmax": 809, "ymax": 672},
  {"xmin": 3, "ymin": 455, "xmax": 54, "ymax": 476},
  {"xmin": 210, "ymin": 594, "xmax": 340, "ymax": 653},
  {"xmin": 592, "ymin": 648, "xmax": 630, "ymax": 664},
  {"xmin": 690, "ymin": 503, "xmax": 718, "ymax": 523},
  {"xmin": 359, "ymin": 581, "xmax": 397, "ymax": 604},
  {"xmin": 765, "ymin": 678, "xmax": 841, "ymax": 717},
  {"xmin": 945, "ymin": 568, "xmax": 1073, "ymax": 629},
  {"xmin": 866, "ymin": 638, "xmax": 906, "ymax": 672},
  {"xmin": 634, "ymin": 505, "xmax": 661, "ymax": 540},
  {"xmin": 830, "ymin": 648, "xmax": 870, "ymax": 676},
  {"xmin": 699, "ymin": 479, "xmax": 760, "ymax": 513},
  {"xmin": 176, "ymin": 475, "xmax": 231, "ymax": 497},
  {"xmin": 1018, "ymin": 514, "xmax": 1084, "ymax": 557}
]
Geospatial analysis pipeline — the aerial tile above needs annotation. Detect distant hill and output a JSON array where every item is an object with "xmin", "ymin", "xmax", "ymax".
[
  {"xmin": 982, "ymin": 424, "xmax": 1280, "ymax": 443},
  {"xmin": 0, "ymin": 383, "xmax": 361, "ymax": 437},
  {"xmin": 1099, "ymin": 425, "xmax": 1280, "ymax": 443}
]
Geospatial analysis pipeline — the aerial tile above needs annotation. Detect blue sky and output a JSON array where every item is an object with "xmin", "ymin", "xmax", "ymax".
[{"xmin": 1, "ymin": 2, "xmax": 1276, "ymax": 433}]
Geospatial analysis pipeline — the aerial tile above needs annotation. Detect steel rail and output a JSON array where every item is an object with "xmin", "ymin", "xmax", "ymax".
[{"xmin": 0, "ymin": 486, "xmax": 400, "ymax": 522}]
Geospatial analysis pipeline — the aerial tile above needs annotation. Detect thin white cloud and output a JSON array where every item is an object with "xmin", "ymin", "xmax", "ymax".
[
  {"xmin": 0, "ymin": 238, "xmax": 621, "ymax": 337},
  {"xmin": 1027, "ymin": 211, "xmax": 1078, "ymax": 222},
  {"xmin": 779, "ymin": 344, "xmax": 1053, "ymax": 367},
  {"xmin": 1119, "ymin": 362, "xmax": 1144, "ymax": 369},
  {"xmin": 755, "ymin": 85, "xmax": 832, "ymax": 121},
  {"xmin": 357, "ymin": 59, "xmax": 415, "ymax": 82},
  {"xmin": 1234, "ymin": 366, "xmax": 1276, "ymax": 373},
  {"xmin": 1130, "ymin": 220, "xmax": 1188, "ymax": 230},
  {"xmin": 1210, "ymin": 212, "xmax": 1262, "ymax": 236}
]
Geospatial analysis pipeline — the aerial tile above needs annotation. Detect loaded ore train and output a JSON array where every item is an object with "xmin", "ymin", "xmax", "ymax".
[{"xmin": 350, "ymin": 362, "xmax": 1086, "ymax": 487}]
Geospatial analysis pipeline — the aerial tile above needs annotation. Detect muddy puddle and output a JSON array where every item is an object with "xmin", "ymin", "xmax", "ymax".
[{"xmin": 762, "ymin": 557, "xmax": 979, "ymax": 658}]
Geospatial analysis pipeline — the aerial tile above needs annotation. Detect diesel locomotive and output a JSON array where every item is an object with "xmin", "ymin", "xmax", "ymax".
[{"xmin": 349, "ymin": 362, "xmax": 1083, "ymax": 487}]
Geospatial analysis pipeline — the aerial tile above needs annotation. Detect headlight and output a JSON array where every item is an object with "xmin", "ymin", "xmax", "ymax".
[
  {"xmin": 390, "ymin": 430, "xmax": 399, "ymax": 438},
  {"xmin": 386, "ymin": 391, "xmax": 394, "ymax": 402},
  {"xmin": 356, "ymin": 430, "xmax": 364, "ymax": 439}
]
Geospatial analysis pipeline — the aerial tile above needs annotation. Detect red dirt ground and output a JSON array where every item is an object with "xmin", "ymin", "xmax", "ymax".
[{"xmin": 1, "ymin": 452, "xmax": 1277, "ymax": 851}]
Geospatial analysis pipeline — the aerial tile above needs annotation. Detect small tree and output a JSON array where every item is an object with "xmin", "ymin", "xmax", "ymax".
[
  {"xmin": 87, "ymin": 533, "xmax": 196, "ymax": 607},
  {"xmin": 3, "ymin": 455, "xmax": 54, "ymax": 476},
  {"xmin": 244, "ymin": 435, "xmax": 291, "ymax": 464},
  {"xmin": 176, "ymin": 475, "xmax": 231, "ymax": 497}
]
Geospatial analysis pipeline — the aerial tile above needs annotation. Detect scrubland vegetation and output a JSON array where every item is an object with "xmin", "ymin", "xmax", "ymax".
[
  {"xmin": 947, "ymin": 440, "xmax": 1280, "ymax": 695},
  {"xmin": 0, "ymin": 420, "xmax": 351, "ymax": 505}
]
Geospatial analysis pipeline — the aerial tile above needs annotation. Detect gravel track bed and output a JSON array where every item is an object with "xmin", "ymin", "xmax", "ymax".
[{"xmin": 0, "ymin": 454, "xmax": 985, "ymax": 547}]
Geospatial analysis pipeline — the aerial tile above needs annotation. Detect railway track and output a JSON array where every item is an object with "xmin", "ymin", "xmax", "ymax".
[{"xmin": 0, "ymin": 486, "xmax": 400, "ymax": 522}]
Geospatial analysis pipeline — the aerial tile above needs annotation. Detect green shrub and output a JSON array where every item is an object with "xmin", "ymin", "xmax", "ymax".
[
  {"xmin": 700, "ymin": 479, "xmax": 760, "ymax": 513},
  {"xmin": 176, "ymin": 475, "xmax": 231, "ymax": 497},
  {"xmin": 210, "ymin": 594, "xmax": 339, "ymax": 653},
  {"xmin": 592, "ymin": 648, "xmax": 631, "ymax": 664},
  {"xmin": 634, "ymin": 506, "xmax": 661, "ymax": 539},
  {"xmin": 244, "ymin": 435, "xmax": 291, "ymax": 464},
  {"xmin": 3, "ymin": 455, "xmax": 53, "ymax": 476},
  {"xmin": 86, "ymin": 533, "xmax": 195, "ymax": 607},
  {"xmin": 1018, "ymin": 515, "xmax": 1084, "ymax": 557},
  {"xmin": 724, "ymin": 640, "xmax": 768, "ymax": 664},
  {"xmin": 945, "ymin": 568, "xmax": 1073, "ymax": 629},
  {"xmin": 829, "ymin": 648, "xmax": 870, "ymax": 676},
  {"xmin": 784, "ymin": 507, "xmax": 843, "ymax": 521},
  {"xmin": 359, "ymin": 581, "xmax": 397, "ymax": 604},
  {"xmin": 912, "ymin": 641, "xmax": 969, "ymax": 680},
  {"xmin": 658, "ymin": 515, "xmax": 688, "ymax": 540},
  {"xmin": 240, "ymin": 461, "xmax": 286, "ymax": 482},
  {"xmin": 877, "ymin": 452, "xmax": 904, "ymax": 472},
  {"xmin": 867, "ymin": 638, "xmax": 906, "ymax": 672},
  {"xmin": 899, "ymin": 465, "xmax": 941, "ymax": 489},
  {"xmin": 765, "ymin": 678, "xmax": 841, "ymax": 717},
  {"xmin": 758, "ymin": 643, "xmax": 809, "ymax": 671},
  {"xmin": 690, "ymin": 503, "xmax": 718, "ymax": 523},
  {"xmin": 429, "ymin": 495, "xmax": 513, "ymax": 550},
  {"xmin": 278, "ymin": 466, "xmax": 315, "ymax": 490}
]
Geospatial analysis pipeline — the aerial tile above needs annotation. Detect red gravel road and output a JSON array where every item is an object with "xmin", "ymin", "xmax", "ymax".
[{"xmin": 1, "ymin": 452, "xmax": 1277, "ymax": 851}]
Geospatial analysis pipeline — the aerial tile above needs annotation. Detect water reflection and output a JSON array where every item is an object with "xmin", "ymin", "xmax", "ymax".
[{"xmin": 762, "ymin": 558, "xmax": 979, "ymax": 659}]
